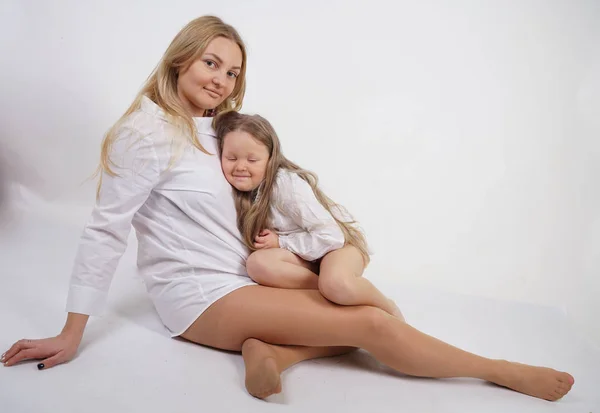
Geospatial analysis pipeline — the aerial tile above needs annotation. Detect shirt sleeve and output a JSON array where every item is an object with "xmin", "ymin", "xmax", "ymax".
[
  {"xmin": 277, "ymin": 173, "xmax": 345, "ymax": 261},
  {"xmin": 66, "ymin": 127, "xmax": 162, "ymax": 316}
]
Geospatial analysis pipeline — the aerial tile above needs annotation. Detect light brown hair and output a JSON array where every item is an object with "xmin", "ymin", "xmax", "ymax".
[{"xmin": 96, "ymin": 16, "xmax": 247, "ymax": 196}]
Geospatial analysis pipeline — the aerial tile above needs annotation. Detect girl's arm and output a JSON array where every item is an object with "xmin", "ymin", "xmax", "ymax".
[{"xmin": 277, "ymin": 172, "xmax": 345, "ymax": 261}]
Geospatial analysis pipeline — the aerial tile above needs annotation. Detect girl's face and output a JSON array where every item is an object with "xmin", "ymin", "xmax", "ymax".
[
  {"xmin": 221, "ymin": 130, "xmax": 270, "ymax": 192},
  {"xmin": 177, "ymin": 36, "xmax": 243, "ymax": 117}
]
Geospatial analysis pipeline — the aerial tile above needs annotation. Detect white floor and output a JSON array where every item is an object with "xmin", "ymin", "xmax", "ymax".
[{"xmin": 0, "ymin": 210, "xmax": 598, "ymax": 413}]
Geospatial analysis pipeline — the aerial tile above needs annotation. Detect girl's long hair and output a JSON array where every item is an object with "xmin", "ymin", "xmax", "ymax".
[{"xmin": 214, "ymin": 111, "xmax": 370, "ymax": 265}]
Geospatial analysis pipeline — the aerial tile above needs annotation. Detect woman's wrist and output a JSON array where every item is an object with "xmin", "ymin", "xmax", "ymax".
[{"xmin": 60, "ymin": 312, "xmax": 89, "ymax": 341}]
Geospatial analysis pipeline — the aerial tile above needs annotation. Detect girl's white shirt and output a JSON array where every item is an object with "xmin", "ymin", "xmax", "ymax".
[{"xmin": 269, "ymin": 169, "xmax": 347, "ymax": 262}]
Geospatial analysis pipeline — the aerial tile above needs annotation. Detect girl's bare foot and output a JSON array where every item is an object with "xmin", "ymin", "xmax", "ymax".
[
  {"xmin": 490, "ymin": 361, "xmax": 574, "ymax": 401},
  {"xmin": 241, "ymin": 338, "xmax": 282, "ymax": 399}
]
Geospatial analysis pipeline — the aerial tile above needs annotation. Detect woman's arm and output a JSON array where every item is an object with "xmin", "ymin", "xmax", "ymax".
[
  {"xmin": 67, "ymin": 128, "xmax": 162, "ymax": 316},
  {"xmin": 2, "ymin": 126, "xmax": 164, "ymax": 369},
  {"xmin": 62, "ymin": 312, "xmax": 90, "ymax": 339},
  {"xmin": 1, "ymin": 312, "xmax": 89, "ymax": 369}
]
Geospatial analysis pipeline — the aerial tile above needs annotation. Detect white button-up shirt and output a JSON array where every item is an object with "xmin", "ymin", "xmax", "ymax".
[{"xmin": 66, "ymin": 96, "xmax": 255, "ymax": 336}]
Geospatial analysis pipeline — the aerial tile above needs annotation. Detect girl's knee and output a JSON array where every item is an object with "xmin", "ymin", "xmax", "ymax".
[
  {"xmin": 246, "ymin": 251, "xmax": 272, "ymax": 283},
  {"xmin": 318, "ymin": 272, "xmax": 355, "ymax": 304}
]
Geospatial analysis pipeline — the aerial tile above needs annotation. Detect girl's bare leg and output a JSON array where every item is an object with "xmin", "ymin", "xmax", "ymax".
[
  {"xmin": 319, "ymin": 246, "xmax": 404, "ymax": 319},
  {"xmin": 181, "ymin": 286, "xmax": 574, "ymax": 401},
  {"xmin": 246, "ymin": 248, "xmax": 319, "ymax": 289},
  {"xmin": 241, "ymin": 339, "xmax": 354, "ymax": 398}
]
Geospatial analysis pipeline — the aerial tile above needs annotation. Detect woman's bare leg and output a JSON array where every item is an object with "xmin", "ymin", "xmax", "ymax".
[
  {"xmin": 182, "ymin": 286, "xmax": 574, "ymax": 401},
  {"xmin": 319, "ymin": 246, "xmax": 404, "ymax": 319},
  {"xmin": 246, "ymin": 248, "xmax": 319, "ymax": 289},
  {"xmin": 241, "ymin": 339, "xmax": 354, "ymax": 398}
]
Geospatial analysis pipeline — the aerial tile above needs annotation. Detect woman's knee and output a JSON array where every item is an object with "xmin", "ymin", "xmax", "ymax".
[{"xmin": 356, "ymin": 306, "xmax": 394, "ymax": 338}]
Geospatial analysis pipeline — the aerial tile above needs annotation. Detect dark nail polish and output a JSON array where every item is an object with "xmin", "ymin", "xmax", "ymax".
[{"xmin": 37, "ymin": 363, "xmax": 44, "ymax": 370}]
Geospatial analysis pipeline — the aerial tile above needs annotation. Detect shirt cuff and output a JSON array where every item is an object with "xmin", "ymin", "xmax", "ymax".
[
  {"xmin": 278, "ymin": 235, "xmax": 297, "ymax": 256},
  {"xmin": 66, "ymin": 284, "xmax": 108, "ymax": 316}
]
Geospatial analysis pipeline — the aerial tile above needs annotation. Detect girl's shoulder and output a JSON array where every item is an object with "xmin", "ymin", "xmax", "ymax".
[
  {"xmin": 273, "ymin": 168, "xmax": 308, "ymax": 191},
  {"xmin": 273, "ymin": 169, "xmax": 315, "ymax": 202},
  {"xmin": 274, "ymin": 168, "xmax": 294, "ymax": 185},
  {"xmin": 271, "ymin": 169, "xmax": 305, "ymax": 212}
]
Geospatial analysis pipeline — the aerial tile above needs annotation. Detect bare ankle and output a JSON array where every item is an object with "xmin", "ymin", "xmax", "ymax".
[{"xmin": 483, "ymin": 359, "xmax": 510, "ymax": 383}]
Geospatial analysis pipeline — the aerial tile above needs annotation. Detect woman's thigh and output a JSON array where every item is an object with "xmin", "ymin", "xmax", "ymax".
[{"xmin": 180, "ymin": 285, "xmax": 382, "ymax": 351}]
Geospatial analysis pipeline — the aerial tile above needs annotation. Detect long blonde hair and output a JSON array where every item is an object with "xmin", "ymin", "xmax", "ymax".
[
  {"xmin": 214, "ymin": 112, "xmax": 371, "ymax": 265},
  {"xmin": 95, "ymin": 16, "xmax": 247, "ymax": 196}
]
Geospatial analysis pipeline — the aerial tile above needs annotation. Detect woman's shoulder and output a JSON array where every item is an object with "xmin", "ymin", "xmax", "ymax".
[
  {"xmin": 110, "ymin": 112, "xmax": 182, "ymax": 157},
  {"xmin": 117, "ymin": 109, "xmax": 170, "ymax": 141}
]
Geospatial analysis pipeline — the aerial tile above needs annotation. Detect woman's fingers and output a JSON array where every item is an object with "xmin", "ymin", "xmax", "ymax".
[
  {"xmin": 4, "ymin": 347, "xmax": 46, "ymax": 367},
  {"xmin": 2, "ymin": 336, "xmax": 77, "ymax": 369},
  {"xmin": 2, "ymin": 339, "xmax": 36, "ymax": 364},
  {"xmin": 38, "ymin": 351, "xmax": 66, "ymax": 370}
]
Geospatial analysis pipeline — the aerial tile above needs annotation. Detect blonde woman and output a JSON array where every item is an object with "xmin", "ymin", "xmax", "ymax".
[
  {"xmin": 2, "ymin": 15, "xmax": 574, "ymax": 402},
  {"xmin": 214, "ymin": 111, "xmax": 404, "ymax": 320}
]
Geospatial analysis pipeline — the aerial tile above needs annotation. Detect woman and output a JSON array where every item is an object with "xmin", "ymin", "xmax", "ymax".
[{"xmin": 1, "ymin": 15, "xmax": 574, "ymax": 402}]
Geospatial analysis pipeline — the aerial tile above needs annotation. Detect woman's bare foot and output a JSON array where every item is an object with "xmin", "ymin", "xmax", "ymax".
[
  {"xmin": 490, "ymin": 361, "xmax": 574, "ymax": 401},
  {"xmin": 241, "ymin": 338, "xmax": 282, "ymax": 399}
]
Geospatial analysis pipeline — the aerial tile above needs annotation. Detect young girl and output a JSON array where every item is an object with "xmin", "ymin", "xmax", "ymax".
[{"xmin": 214, "ymin": 111, "xmax": 400, "ymax": 319}]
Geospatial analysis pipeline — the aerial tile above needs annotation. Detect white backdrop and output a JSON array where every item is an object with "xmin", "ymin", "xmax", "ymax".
[{"xmin": 1, "ymin": 0, "xmax": 599, "ymax": 344}]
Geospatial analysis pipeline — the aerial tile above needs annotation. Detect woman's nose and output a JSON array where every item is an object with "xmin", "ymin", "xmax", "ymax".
[{"xmin": 212, "ymin": 72, "xmax": 224, "ymax": 86}]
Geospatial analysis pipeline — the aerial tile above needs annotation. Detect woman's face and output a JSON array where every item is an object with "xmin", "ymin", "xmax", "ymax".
[
  {"xmin": 177, "ymin": 37, "xmax": 243, "ymax": 117},
  {"xmin": 221, "ymin": 130, "xmax": 270, "ymax": 192}
]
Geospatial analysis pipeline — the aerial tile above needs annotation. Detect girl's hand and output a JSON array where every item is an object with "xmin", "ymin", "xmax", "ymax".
[
  {"xmin": 1, "ymin": 332, "xmax": 82, "ymax": 370},
  {"xmin": 254, "ymin": 229, "xmax": 280, "ymax": 249}
]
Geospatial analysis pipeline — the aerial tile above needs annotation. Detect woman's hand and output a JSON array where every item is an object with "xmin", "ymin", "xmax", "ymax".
[
  {"xmin": 1, "ymin": 332, "xmax": 82, "ymax": 370},
  {"xmin": 254, "ymin": 229, "xmax": 280, "ymax": 249}
]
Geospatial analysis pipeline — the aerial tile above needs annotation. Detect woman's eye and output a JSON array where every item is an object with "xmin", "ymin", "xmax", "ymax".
[
  {"xmin": 227, "ymin": 71, "xmax": 238, "ymax": 78},
  {"xmin": 205, "ymin": 60, "xmax": 216, "ymax": 68}
]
